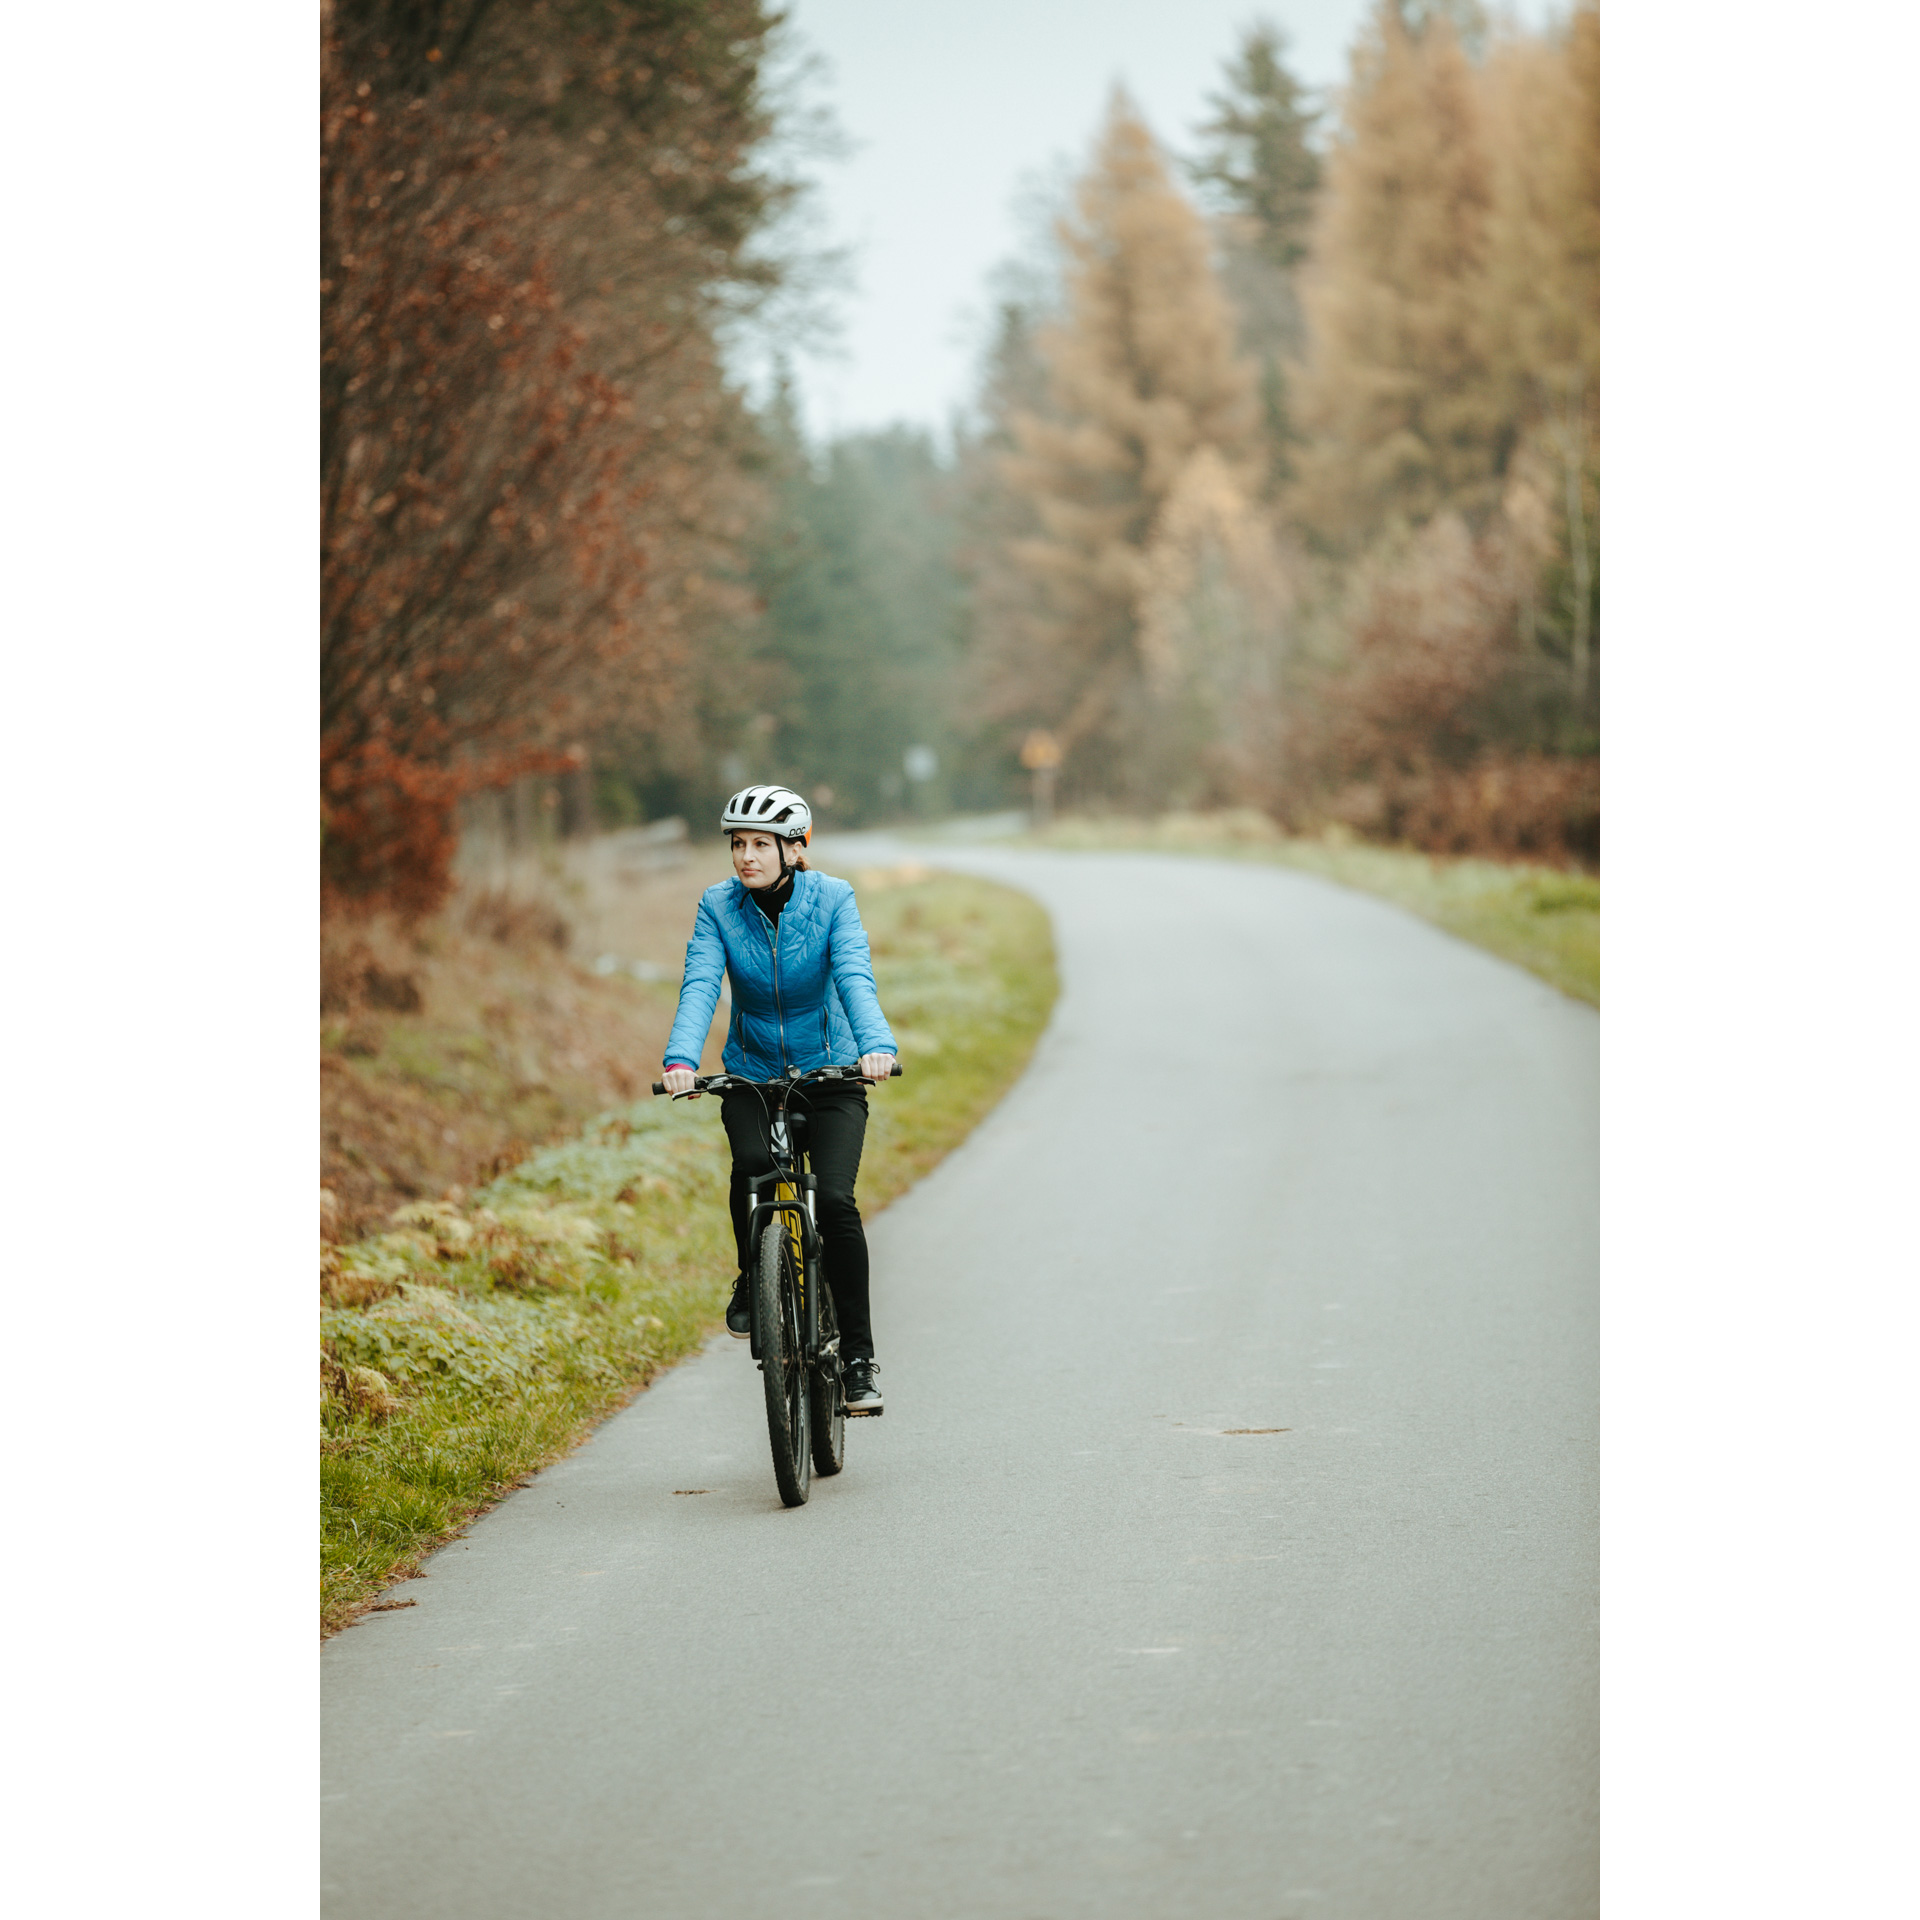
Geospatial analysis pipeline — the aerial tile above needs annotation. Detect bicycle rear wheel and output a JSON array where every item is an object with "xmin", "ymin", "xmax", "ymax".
[
  {"xmin": 756, "ymin": 1212, "xmax": 810, "ymax": 1507},
  {"xmin": 809, "ymin": 1277, "xmax": 846, "ymax": 1478}
]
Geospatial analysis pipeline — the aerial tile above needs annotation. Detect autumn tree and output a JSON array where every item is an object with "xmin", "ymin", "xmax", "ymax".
[
  {"xmin": 321, "ymin": 88, "xmax": 636, "ymax": 910},
  {"xmin": 955, "ymin": 7, "xmax": 1598, "ymax": 852},
  {"xmin": 1482, "ymin": 2, "xmax": 1599, "ymax": 727},
  {"xmin": 1285, "ymin": 505, "xmax": 1597, "ymax": 859},
  {"xmin": 985, "ymin": 94, "xmax": 1264, "ymax": 806},
  {"xmin": 320, "ymin": 1, "xmax": 795, "ymax": 913},
  {"xmin": 1288, "ymin": 0, "xmax": 1504, "ymax": 546}
]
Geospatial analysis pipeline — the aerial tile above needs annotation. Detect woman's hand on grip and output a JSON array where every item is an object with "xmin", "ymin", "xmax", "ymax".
[
  {"xmin": 858, "ymin": 1052, "xmax": 897, "ymax": 1085},
  {"xmin": 663, "ymin": 1066, "xmax": 701, "ymax": 1099}
]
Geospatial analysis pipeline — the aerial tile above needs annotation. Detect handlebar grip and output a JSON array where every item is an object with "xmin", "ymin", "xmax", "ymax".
[
  {"xmin": 650, "ymin": 1081, "xmax": 667, "ymax": 1096},
  {"xmin": 889, "ymin": 1062, "xmax": 903, "ymax": 1077}
]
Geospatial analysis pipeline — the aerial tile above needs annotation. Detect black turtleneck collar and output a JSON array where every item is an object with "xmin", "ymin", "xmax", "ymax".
[{"xmin": 746, "ymin": 868, "xmax": 796, "ymax": 924}]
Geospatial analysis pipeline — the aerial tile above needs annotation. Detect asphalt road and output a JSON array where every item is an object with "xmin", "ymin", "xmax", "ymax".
[{"xmin": 322, "ymin": 844, "xmax": 1598, "ymax": 1919}]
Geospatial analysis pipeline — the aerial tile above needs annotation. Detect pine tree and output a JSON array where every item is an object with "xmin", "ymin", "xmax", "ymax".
[
  {"xmin": 1190, "ymin": 21, "xmax": 1322, "ymax": 273},
  {"xmin": 1400, "ymin": 0, "xmax": 1490, "ymax": 59},
  {"xmin": 1289, "ymin": 0, "xmax": 1505, "ymax": 547},
  {"xmin": 993, "ymin": 93, "xmax": 1261, "ymax": 805},
  {"xmin": 749, "ymin": 388, "xmax": 965, "ymax": 824},
  {"xmin": 1188, "ymin": 22, "xmax": 1323, "ymax": 495}
]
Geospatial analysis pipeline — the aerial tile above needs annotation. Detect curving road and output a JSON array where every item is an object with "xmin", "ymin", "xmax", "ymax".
[{"xmin": 322, "ymin": 844, "xmax": 1597, "ymax": 1919}]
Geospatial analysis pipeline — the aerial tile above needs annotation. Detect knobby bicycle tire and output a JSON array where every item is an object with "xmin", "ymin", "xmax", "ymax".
[
  {"xmin": 756, "ymin": 1209, "xmax": 810, "ymax": 1507},
  {"xmin": 810, "ymin": 1277, "xmax": 847, "ymax": 1478}
]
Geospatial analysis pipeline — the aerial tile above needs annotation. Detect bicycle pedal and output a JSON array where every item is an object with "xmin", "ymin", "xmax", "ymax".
[{"xmin": 845, "ymin": 1403, "xmax": 884, "ymax": 1417}]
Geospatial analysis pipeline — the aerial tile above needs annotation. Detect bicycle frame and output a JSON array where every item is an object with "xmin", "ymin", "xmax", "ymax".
[
  {"xmin": 652, "ymin": 1062, "xmax": 899, "ymax": 1363},
  {"xmin": 743, "ymin": 1108, "xmax": 822, "ymax": 1365}
]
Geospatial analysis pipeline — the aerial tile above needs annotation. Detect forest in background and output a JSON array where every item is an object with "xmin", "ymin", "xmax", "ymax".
[{"xmin": 322, "ymin": 0, "xmax": 1599, "ymax": 922}]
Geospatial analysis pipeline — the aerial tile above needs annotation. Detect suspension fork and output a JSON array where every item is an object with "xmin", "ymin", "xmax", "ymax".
[
  {"xmin": 800, "ymin": 1171, "xmax": 821, "ymax": 1359},
  {"xmin": 745, "ymin": 1098, "xmax": 821, "ymax": 1361},
  {"xmin": 776, "ymin": 1097, "xmax": 824, "ymax": 1360},
  {"xmin": 743, "ymin": 1178, "xmax": 819, "ymax": 1358}
]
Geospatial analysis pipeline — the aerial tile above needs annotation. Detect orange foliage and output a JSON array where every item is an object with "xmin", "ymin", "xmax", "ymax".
[
  {"xmin": 321, "ymin": 78, "xmax": 669, "ymax": 915},
  {"xmin": 1332, "ymin": 515, "xmax": 1514, "ymax": 771},
  {"xmin": 319, "ymin": 740, "xmax": 581, "ymax": 919},
  {"xmin": 1285, "ymin": 515, "xmax": 1596, "ymax": 863},
  {"xmin": 320, "ymin": 741, "xmax": 469, "ymax": 920},
  {"xmin": 1322, "ymin": 752, "xmax": 1599, "ymax": 865}
]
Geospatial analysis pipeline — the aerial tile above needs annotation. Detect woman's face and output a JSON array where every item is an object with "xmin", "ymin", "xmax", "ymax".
[{"xmin": 731, "ymin": 830, "xmax": 784, "ymax": 888}]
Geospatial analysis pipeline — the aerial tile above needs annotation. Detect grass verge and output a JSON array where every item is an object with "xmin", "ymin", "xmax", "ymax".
[
  {"xmin": 321, "ymin": 869, "xmax": 1056, "ymax": 1632},
  {"xmin": 1025, "ymin": 811, "xmax": 1597, "ymax": 1006}
]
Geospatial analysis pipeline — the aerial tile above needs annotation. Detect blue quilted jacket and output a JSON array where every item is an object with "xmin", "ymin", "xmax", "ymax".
[{"xmin": 663, "ymin": 869, "xmax": 897, "ymax": 1079}]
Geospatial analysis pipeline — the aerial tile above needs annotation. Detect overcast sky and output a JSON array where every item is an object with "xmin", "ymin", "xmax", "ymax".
[{"xmin": 768, "ymin": 0, "xmax": 1556, "ymax": 445}]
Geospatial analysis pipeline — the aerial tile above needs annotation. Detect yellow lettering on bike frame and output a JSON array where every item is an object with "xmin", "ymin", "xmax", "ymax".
[{"xmin": 777, "ymin": 1178, "xmax": 804, "ymax": 1307}]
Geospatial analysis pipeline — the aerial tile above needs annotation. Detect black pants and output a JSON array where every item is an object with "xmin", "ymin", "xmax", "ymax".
[{"xmin": 721, "ymin": 1082, "xmax": 874, "ymax": 1360}]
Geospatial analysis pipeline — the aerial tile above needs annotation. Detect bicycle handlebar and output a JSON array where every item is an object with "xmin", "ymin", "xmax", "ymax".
[{"xmin": 651, "ymin": 1063, "xmax": 903, "ymax": 1097}]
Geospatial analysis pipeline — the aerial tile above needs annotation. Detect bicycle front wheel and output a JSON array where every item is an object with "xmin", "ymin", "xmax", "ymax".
[{"xmin": 756, "ymin": 1213, "xmax": 811, "ymax": 1507}]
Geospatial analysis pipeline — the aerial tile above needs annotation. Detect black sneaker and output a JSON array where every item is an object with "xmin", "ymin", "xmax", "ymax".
[
  {"xmin": 844, "ymin": 1357, "xmax": 883, "ymax": 1416},
  {"xmin": 725, "ymin": 1273, "xmax": 752, "ymax": 1340}
]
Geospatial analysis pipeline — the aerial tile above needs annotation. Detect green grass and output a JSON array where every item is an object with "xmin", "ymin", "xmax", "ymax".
[
  {"xmin": 320, "ymin": 871, "xmax": 1056, "ymax": 1632},
  {"xmin": 1025, "ymin": 811, "xmax": 1597, "ymax": 1006}
]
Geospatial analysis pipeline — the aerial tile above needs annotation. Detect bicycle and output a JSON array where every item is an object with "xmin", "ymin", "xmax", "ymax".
[{"xmin": 651, "ymin": 1061, "xmax": 902, "ymax": 1508}]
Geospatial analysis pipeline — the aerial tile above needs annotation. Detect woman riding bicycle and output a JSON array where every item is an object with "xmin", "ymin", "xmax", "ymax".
[{"xmin": 661, "ymin": 785, "xmax": 897, "ymax": 1413}]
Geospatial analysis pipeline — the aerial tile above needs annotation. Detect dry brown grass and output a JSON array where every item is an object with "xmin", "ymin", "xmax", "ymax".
[{"xmin": 321, "ymin": 838, "xmax": 734, "ymax": 1242}]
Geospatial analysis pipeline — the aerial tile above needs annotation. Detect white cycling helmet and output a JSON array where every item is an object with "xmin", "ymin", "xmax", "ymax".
[{"xmin": 720, "ymin": 783, "xmax": 812, "ymax": 845}]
